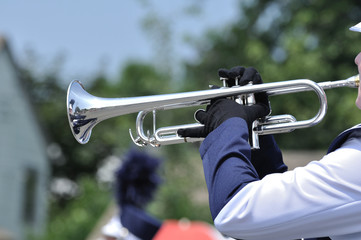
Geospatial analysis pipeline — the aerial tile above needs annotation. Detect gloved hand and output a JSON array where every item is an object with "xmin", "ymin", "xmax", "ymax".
[
  {"xmin": 177, "ymin": 66, "xmax": 270, "ymax": 138},
  {"xmin": 177, "ymin": 98, "xmax": 269, "ymax": 138},
  {"xmin": 218, "ymin": 66, "xmax": 260, "ymax": 87},
  {"xmin": 218, "ymin": 67, "xmax": 287, "ymax": 176},
  {"xmin": 218, "ymin": 66, "xmax": 270, "ymax": 114}
]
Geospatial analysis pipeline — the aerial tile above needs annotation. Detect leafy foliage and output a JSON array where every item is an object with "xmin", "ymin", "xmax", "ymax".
[
  {"xmin": 30, "ymin": 177, "xmax": 111, "ymax": 240},
  {"xmin": 24, "ymin": 0, "xmax": 361, "ymax": 238}
]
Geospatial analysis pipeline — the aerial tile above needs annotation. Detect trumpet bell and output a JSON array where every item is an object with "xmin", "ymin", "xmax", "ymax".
[{"xmin": 67, "ymin": 80, "xmax": 99, "ymax": 144}]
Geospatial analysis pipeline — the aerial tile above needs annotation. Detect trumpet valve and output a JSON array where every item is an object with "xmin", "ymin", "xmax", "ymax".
[{"xmin": 220, "ymin": 77, "xmax": 229, "ymax": 87}]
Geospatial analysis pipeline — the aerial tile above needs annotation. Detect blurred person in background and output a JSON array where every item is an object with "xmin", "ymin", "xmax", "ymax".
[{"xmin": 101, "ymin": 149, "xmax": 231, "ymax": 240}]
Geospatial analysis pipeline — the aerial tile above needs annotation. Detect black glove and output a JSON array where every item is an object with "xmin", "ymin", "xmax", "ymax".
[
  {"xmin": 219, "ymin": 68, "xmax": 286, "ymax": 176},
  {"xmin": 218, "ymin": 66, "xmax": 262, "ymax": 87},
  {"xmin": 177, "ymin": 66, "xmax": 270, "ymax": 138},
  {"xmin": 177, "ymin": 98, "xmax": 269, "ymax": 138},
  {"xmin": 217, "ymin": 66, "xmax": 269, "ymax": 108}
]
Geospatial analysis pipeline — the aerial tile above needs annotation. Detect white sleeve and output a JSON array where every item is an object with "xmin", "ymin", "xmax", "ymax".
[{"xmin": 214, "ymin": 138, "xmax": 361, "ymax": 240}]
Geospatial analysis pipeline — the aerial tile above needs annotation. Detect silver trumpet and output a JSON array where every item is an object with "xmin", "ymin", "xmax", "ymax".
[{"xmin": 67, "ymin": 75, "xmax": 359, "ymax": 148}]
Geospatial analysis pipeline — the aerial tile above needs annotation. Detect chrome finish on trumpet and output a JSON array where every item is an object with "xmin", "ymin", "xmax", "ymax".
[{"xmin": 66, "ymin": 75, "xmax": 359, "ymax": 148}]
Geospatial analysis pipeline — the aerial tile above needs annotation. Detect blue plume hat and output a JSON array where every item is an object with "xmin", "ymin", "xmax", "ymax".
[
  {"xmin": 115, "ymin": 149, "xmax": 162, "ymax": 208},
  {"xmin": 114, "ymin": 149, "xmax": 163, "ymax": 240}
]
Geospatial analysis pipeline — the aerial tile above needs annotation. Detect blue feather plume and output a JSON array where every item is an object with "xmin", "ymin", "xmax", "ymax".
[{"xmin": 115, "ymin": 149, "xmax": 162, "ymax": 208}]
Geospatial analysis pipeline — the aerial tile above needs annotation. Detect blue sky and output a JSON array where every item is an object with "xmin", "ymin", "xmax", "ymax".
[{"xmin": 0, "ymin": 0, "xmax": 238, "ymax": 82}]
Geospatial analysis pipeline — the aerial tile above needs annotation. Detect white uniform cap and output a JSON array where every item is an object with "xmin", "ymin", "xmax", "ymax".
[
  {"xmin": 350, "ymin": 22, "xmax": 361, "ymax": 32},
  {"xmin": 101, "ymin": 216, "xmax": 141, "ymax": 240}
]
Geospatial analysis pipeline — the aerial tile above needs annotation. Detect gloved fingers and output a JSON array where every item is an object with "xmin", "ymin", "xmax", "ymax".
[
  {"xmin": 238, "ymin": 67, "xmax": 269, "ymax": 108},
  {"xmin": 250, "ymin": 103, "xmax": 271, "ymax": 119},
  {"xmin": 218, "ymin": 66, "xmax": 263, "ymax": 86},
  {"xmin": 254, "ymin": 91, "xmax": 270, "ymax": 107},
  {"xmin": 177, "ymin": 109, "xmax": 211, "ymax": 138},
  {"xmin": 218, "ymin": 68, "xmax": 231, "ymax": 79},
  {"xmin": 229, "ymin": 66, "xmax": 245, "ymax": 80},
  {"xmin": 253, "ymin": 71, "xmax": 263, "ymax": 85},
  {"xmin": 252, "ymin": 72, "xmax": 268, "ymax": 107},
  {"xmin": 195, "ymin": 109, "xmax": 209, "ymax": 124},
  {"xmin": 218, "ymin": 66, "xmax": 246, "ymax": 86},
  {"xmin": 218, "ymin": 68, "xmax": 236, "ymax": 87},
  {"xmin": 177, "ymin": 127, "xmax": 205, "ymax": 138},
  {"xmin": 240, "ymin": 67, "xmax": 262, "ymax": 84}
]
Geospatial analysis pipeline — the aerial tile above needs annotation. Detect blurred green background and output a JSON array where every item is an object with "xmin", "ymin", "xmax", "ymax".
[{"xmin": 1, "ymin": 0, "xmax": 361, "ymax": 239}]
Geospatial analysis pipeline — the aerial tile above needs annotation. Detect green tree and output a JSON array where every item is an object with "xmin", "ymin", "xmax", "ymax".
[
  {"xmin": 26, "ymin": 1, "xmax": 361, "ymax": 238},
  {"xmin": 30, "ymin": 176, "xmax": 111, "ymax": 240},
  {"xmin": 22, "ymin": 60, "xmax": 173, "ymax": 182}
]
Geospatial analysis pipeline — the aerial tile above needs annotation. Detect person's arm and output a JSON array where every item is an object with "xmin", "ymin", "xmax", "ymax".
[
  {"xmin": 200, "ymin": 117, "xmax": 259, "ymax": 219},
  {"xmin": 202, "ymin": 119, "xmax": 361, "ymax": 239},
  {"xmin": 177, "ymin": 66, "xmax": 285, "ymax": 218}
]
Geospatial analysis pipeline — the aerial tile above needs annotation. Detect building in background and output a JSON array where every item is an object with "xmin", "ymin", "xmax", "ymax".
[{"xmin": 0, "ymin": 37, "xmax": 49, "ymax": 240}]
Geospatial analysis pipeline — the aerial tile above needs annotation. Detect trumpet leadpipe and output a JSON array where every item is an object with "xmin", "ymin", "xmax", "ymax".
[{"xmin": 266, "ymin": 75, "xmax": 359, "ymax": 96}]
